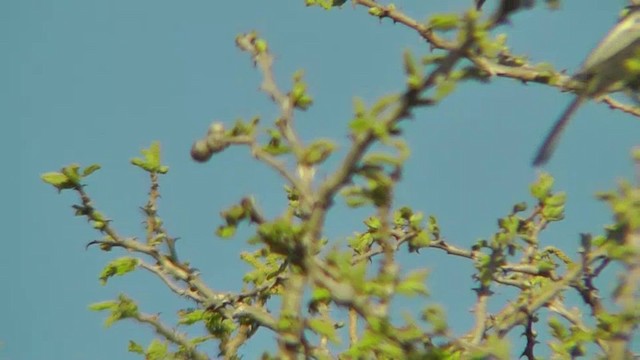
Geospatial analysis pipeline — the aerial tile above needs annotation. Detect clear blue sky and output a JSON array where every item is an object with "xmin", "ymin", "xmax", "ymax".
[{"xmin": 5, "ymin": 0, "xmax": 639, "ymax": 359}]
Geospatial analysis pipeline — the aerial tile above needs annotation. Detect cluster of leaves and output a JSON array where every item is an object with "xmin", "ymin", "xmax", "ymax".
[{"xmin": 41, "ymin": 2, "xmax": 640, "ymax": 360}]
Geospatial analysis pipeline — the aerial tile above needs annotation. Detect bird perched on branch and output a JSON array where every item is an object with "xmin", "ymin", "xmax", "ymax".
[{"xmin": 532, "ymin": 5, "xmax": 640, "ymax": 166}]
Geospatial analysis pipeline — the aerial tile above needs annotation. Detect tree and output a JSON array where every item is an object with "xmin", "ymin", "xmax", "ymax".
[{"xmin": 41, "ymin": 1, "xmax": 640, "ymax": 359}]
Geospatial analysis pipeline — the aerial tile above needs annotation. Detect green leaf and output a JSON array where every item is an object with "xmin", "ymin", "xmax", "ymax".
[
  {"xmin": 255, "ymin": 38, "xmax": 268, "ymax": 53},
  {"xmin": 296, "ymin": 95, "xmax": 313, "ymax": 110},
  {"xmin": 222, "ymin": 204, "xmax": 246, "ymax": 224},
  {"xmin": 41, "ymin": 172, "xmax": 75, "ymax": 190},
  {"xmin": 343, "ymin": 331, "xmax": 375, "ymax": 357},
  {"xmin": 104, "ymin": 295, "xmax": 138, "ymax": 327},
  {"xmin": 341, "ymin": 185, "xmax": 371, "ymax": 208},
  {"xmin": 403, "ymin": 49, "xmax": 419, "ymax": 77},
  {"xmin": 541, "ymin": 204, "xmax": 564, "ymax": 221},
  {"xmin": 428, "ymin": 13, "xmax": 460, "ymax": 31},
  {"xmin": 433, "ymin": 76, "xmax": 457, "ymax": 101},
  {"xmin": 349, "ymin": 116, "xmax": 373, "ymax": 136},
  {"xmin": 348, "ymin": 232, "xmax": 374, "ymax": 253},
  {"xmin": 128, "ymin": 340, "xmax": 144, "ymax": 354},
  {"xmin": 408, "ymin": 230, "xmax": 431, "ymax": 252},
  {"xmin": 480, "ymin": 334, "xmax": 510, "ymax": 360},
  {"xmin": 189, "ymin": 336, "xmax": 210, "ymax": 346},
  {"xmin": 99, "ymin": 257, "xmax": 139, "ymax": 285},
  {"xmin": 263, "ymin": 128, "xmax": 291, "ymax": 156},
  {"xmin": 290, "ymin": 71, "xmax": 314, "ymax": 110},
  {"xmin": 409, "ymin": 211, "xmax": 424, "ymax": 229},
  {"xmin": 230, "ymin": 116, "xmax": 259, "ymax": 136},
  {"xmin": 407, "ymin": 74, "xmax": 422, "ymax": 90},
  {"xmin": 301, "ymin": 139, "xmax": 336, "ymax": 165},
  {"xmin": 376, "ymin": 339, "xmax": 404, "ymax": 358},
  {"xmin": 394, "ymin": 321, "xmax": 423, "ymax": 343},
  {"xmin": 308, "ymin": 318, "xmax": 339, "ymax": 343},
  {"xmin": 345, "ymin": 196, "xmax": 369, "ymax": 208},
  {"xmin": 362, "ymin": 152, "xmax": 400, "ymax": 167},
  {"xmin": 216, "ymin": 224, "xmax": 237, "ymax": 238},
  {"xmin": 130, "ymin": 158, "xmax": 145, "ymax": 168},
  {"xmin": 427, "ymin": 215, "xmax": 440, "ymax": 238},
  {"xmin": 608, "ymin": 244, "xmax": 637, "ymax": 261},
  {"xmin": 512, "ymin": 202, "xmax": 527, "ymax": 213},
  {"xmin": 422, "ymin": 53, "xmax": 447, "ymax": 66},
  {"xmin": 353, "ymin": 97, "xmax": 367, "ymax": 116},
  {"xmin": 144, "ymin": 142, "xmax": 160, "ymax": 166},
  {"xmin": 311, "ymin": 287, "xmax": 332, "ymax": 302},
  {"xmin": 370, "ymin": 94, "xmax": 400, "ymax": 116},
  {"xmin": 548, "ymin": 316, "xmax": 568, "ymax": 339},
  {"xmin": 364, "ymin": 216, "xmax": 382, "ymax": 231},
  {"xmin": 82, "ymin": 164, "xmax": 102, "ymax": 177},
  {"xmin": 178, "ymin": 309, "xmax": 206, "ymax": 325},
  {"xmin": 421, "ymin": 304, "xmax": 448, "ymax": 335},
  {"xmin": 88, "ymin": 300, "xmax": 117, "ymax": 312},
  {"xmin": 146, "ymin": 339, "xmax": 168, "ymax": 360},
  {"xmin": 255, "ymin": 220, "xmax": 301, "ymax": 255},
  {"xmin": 530, "ymin": 172, "xmax": 554, "ymax": 201},
  {"xmin": 537, "ymin": 260, "xmax": 556, "ymax": 273},
  {"xmin": 544, "ymin": 192, "xmax": 567, "ymax": 206},
  {"xmin": 90, "ymin": 211, "xmax": 106, "ymax": 222},
  {"xmin": 131, "ymin": 141, "xmax": 167, "ymax": 173},
  {"xmin": 394, "ymin": 206, "xmax": 412, "ymax": 223},
  {"xmin": 396, "ymin": 270, "xmax": 429, "ymax": 297},
  {"xmin": 61, "ymin": 164, "xmax": 82, "ymax": 184},
  {"xmin": 368, "ymin": 7, "xmax": 384, "ymax": 17},
  {"xmin": 498, "ymin": 215, "xmax": 519, "ymax": 234},
  {"xmin": 92, "ymin": 221, "xmax": 106, "ymax": 230}
]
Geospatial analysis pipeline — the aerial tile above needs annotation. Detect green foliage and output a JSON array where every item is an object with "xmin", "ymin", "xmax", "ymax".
[
  {"xmin": 304, "ymin": 0, "xmax": 342, "ymax": 10},
  {"xmin": 128, "ymin": 340, "xmax": 145, "ymax": 354},
  {"xmin": 89, "ymin": 294, "xmax": 138, "ymax": 327},
  {"xmin": 203, "ymin": 311, "xmax": 237, "ymax": 338},
  {"xmin": 300, "ymin": 139, "xmax": 336, "ymax": 166},
  {"xmin": 145, "ymin": 340, "xmax": 169, "ymax": 360},
  {"xmin": 41, "ymin": 163, "xmax": 101, "ymax": 191},
  {"xmin": 529, "ymin": 172, "xmax": 566, "ymax": 222},
  {"xmin": 428, "ymin": 13, "xmax": 461, "ymax": 31},
  {"xmin": 308, "ymin": 318, "xmax": 339, "ymax": 343},
  {"xmin": 216, "ymin": 197, "xmax": 263, "ymax": 239},
  {"xmin": 251, "ymin": 219, "xmax": 303, "ymax": 257},
  {"xmin": 598, "ymin": 180, "xmax": 640, "ymax": 233},
  {"xmin": 131, "ymin": 141, "xmax": 169, "ymax": 174},
  {"xmin": 42, "ymin": 2, "xmax": 640, "ymax": 360},
  {"xmin": 99, "ymin": 257, "xmax": 139, "ymax": 285},
  {"xmin": 396, "ymin": 270, "xmax": 429, "ymax": 297},
  {"xmin": 290, "ymin": 70, "xmax": 314, "ymax": 110},
  {"xmin": 263, "ymin": 128, "xmax": 291, "ymax": 156},
  {"xmin": 241, "ymin": 248, "xmax": 286, "ymax": 286}
]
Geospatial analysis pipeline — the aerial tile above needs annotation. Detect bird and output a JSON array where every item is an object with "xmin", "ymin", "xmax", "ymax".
[{"xmin": 532, "ymin": 6, "xmax": 640, "ymax": 166}]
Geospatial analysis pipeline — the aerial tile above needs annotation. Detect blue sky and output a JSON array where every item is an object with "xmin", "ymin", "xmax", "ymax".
[{"xmin": 5, "ymin": 0, "xmax": 640, "ymax": 359}]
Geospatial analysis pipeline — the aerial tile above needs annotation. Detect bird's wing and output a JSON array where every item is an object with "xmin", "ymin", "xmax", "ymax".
[{"xmin": 580, "ymin": 9, "xmax": 640, "ymax": 73}]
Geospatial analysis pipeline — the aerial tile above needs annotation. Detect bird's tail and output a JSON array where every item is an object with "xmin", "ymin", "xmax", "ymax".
[{"xmin": 532, "ymin": 96, "xmax": 585, "ymax": 167}]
